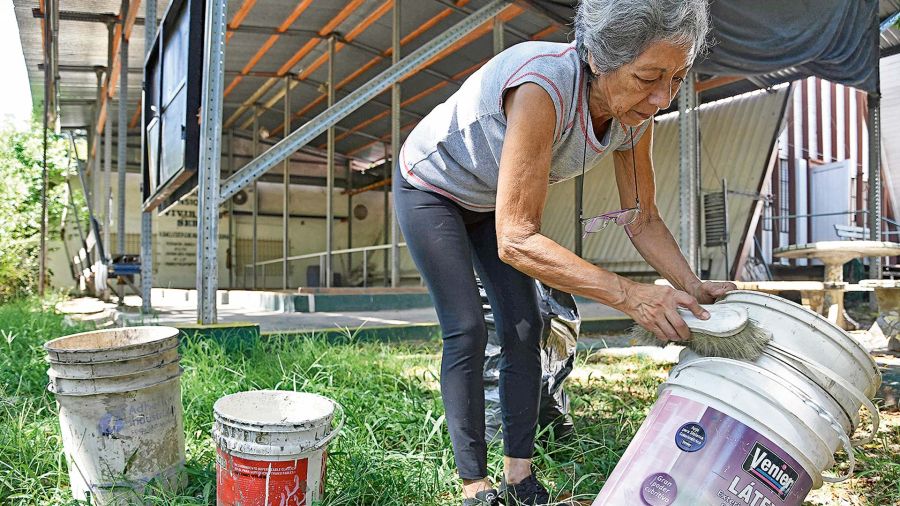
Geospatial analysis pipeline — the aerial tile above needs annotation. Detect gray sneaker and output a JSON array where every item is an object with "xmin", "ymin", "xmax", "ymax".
[
  {"xmin": 463, "ymin": 488, "xmax": 503, "ymax": 506},
  {"xmin": 500, "ymin": 473, "xmax": 555, "ymax": 505}
]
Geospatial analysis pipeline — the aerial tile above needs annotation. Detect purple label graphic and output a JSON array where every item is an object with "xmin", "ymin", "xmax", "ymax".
[
  {"xmin": 99, "ymin": 413, "xmax": 125, "ymax": 436},
  {"xmin": 592, "ymin": 391, "xmax": 814, "ymax": 506},
  {"xmin": 674, "ymin": 422, "xmax": 706, "ymax": 452},
  {"xmin": 640, "ymin": 473, "xmax": 677, "ymax": 506}
]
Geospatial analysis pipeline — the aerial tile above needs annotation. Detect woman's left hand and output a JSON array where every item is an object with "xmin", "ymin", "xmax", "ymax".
[{"xmin": 689, "ymin": 281, "xmax": 738, "ymax": 304}]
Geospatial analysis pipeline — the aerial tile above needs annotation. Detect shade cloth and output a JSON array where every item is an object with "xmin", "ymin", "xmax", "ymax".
[{"xmin": 531, "ymin": 0, "xmax": 880, "ymax": 92}]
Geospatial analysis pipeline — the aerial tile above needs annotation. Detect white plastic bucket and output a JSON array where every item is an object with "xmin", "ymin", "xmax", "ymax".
[
  {"xmin": 44, "ymin": 326, "xmax": 185, "ymax": 504},
  {"xmin": 213, "ymin": 390, "xmax": 344, "ymax": 506},
  {"xmin": 720, "ymin": 291, "xmax": 881, "ymax": 403},
  {"xmin": 593, "ymin": 360, "xmax": 853, "ymax": 505},
  {"xmin": 593, "ymin": 292, "xmax": 880, "ymax": 506}
]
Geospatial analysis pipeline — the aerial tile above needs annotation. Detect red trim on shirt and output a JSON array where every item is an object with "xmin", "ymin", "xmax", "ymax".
[
  {"xmin": 499, "ymin": 46, "xmax": 576, "ymax": 139},
  {"xmin": 502, "ymin": 46, "xmax": 576, "ymax": 91},
  {"xmin": 506, "ymin": 71, "xmax": 565, "ymax": 141},
  {"xmin": 400, "ymin": 144, "xmax": 495, "ymax": 210}
]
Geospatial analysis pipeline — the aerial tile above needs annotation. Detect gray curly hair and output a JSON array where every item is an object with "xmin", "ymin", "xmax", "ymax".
[{"xmin": 574, "ymin": 0, "xmax": 711, "ymax": 74}]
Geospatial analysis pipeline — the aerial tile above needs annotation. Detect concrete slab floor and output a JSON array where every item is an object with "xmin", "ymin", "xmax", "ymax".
[
  {"xmin": 62, "ymin": 296, "xmax": 900, "ymax": 407},
  {"xmin": 114, "ymin": 294, "xmax": 627, "ymax": 333}
]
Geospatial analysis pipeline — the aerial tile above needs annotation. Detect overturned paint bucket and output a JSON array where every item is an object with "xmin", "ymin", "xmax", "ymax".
[
  {"xmin": 594, "ymin": 291, "xmax": 881, "ymax": 506},
  {"xmin": 44, "ymin": 326, "xmax": 185, "ymax": 504},
  {"xmin": 213, "ymin": 390, "xmax": 344, "ymax": 506}
]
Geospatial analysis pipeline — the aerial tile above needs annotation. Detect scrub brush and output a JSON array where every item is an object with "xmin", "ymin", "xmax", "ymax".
[{"xmin": 629, "ymin": 304, "xmax": 771, "ymax": 361}]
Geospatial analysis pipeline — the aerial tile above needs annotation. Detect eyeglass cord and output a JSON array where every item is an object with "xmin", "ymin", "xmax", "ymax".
[{"xmin": 580, "ymin": 72, "xmax": 641, "ymax": 223}]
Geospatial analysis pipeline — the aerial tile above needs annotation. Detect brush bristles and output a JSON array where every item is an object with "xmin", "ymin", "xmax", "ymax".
[{"xmin": 628, "ymin": 319, "xmax": 772, "ymax": 361}]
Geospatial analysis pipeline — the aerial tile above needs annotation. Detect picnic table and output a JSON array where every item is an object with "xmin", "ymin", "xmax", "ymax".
[{"xmin": 773, "ymin": 241, "xmax": 900, "ymax": 330}]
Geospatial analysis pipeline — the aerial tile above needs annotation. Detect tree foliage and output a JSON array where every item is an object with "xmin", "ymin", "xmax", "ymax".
[{"xmin": 0, "ymin": 118, "xmax": 78, "ymax": 301}]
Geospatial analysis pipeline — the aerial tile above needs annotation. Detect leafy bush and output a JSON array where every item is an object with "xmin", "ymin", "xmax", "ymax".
[{"xmin": 0, "ymin": 118, "xmax": 80, "ymax": 301}]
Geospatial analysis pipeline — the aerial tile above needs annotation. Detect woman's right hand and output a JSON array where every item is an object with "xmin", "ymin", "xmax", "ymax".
[{"xmin": 620, "ymin": 281, "xmax": 710, "ymax": 342}]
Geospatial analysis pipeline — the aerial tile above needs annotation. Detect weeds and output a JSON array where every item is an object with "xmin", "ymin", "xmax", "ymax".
[{"xmin": 0, "ymin": 299, "xmax": 897, "ymax": 505}]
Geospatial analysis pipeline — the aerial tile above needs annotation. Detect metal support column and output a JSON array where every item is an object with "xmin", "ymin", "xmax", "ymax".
[
  {"xmin": 325, "ymin": 36, "xmax": 336, "ymax": 288},
  {"xmin": 346, "ymin": 160, "xmax": 353, "ymax": 271},
  {"xmin": 103, "ymin": 22, "xmax": 114, "ymax": 267},
  {"xmin": 868, "ymin": 92, "xmax": 882, "ymax": 278},
  {"xmin": 251, "ymin": 105, "xmax": 259, "ymax": 289},
  {"xmin": 492, "ymin": 16, "xmax": 504, "ymax": 53},
  {"xmin": 383, "ymin": 143, "xmax": 389, "ymax": 286},
  {"xmin": 282, "ymin": 76, "xmax": 291, "ymax": 289},
  {"xmin": 39, "ymin": 0, "xmax": 50, "ymax": 296},
  {"xmin": 390, "ymin": 0, "xmax": 401, "ymax": 287},
  {"xmin": 141, "ymin": 0, "xmax": 157, "ymax": 314},
  {"xmin": 218, "ymin": 0, "xmax": 510, "ymax": 205},
  {"xmin": 196, "ymin": 0, "xmax": 228, "ymax": 324},
  {"xmin": 91, "ymin": 68, "xmax": 104, "ymax": 211},
  {"xmin": 117, "ymin": 0, "xmax": 128, "ymax": 259},
  {"xmin": 678, "ymin": 72, "xmax": 699, "ymax": 274},
  {"xmin": 227, "ymin": 128, "xmax": 235, "ymax": 288}
]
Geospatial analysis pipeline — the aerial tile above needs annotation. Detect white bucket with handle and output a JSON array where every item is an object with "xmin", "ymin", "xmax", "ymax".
[
  {"xmin": 593, "ymin": 292, "xmax": 881, "ymax": 506},
  {"xmin": 44, "ymin": 326, "xmax": 185, "ymax": 505},
  {"xmin": 720, "ymin": 291, "xmax": 880, "ymax": 406},
  {"xmin": 213, "ymin": 390, "xmax": 344, "ymax": 506}
]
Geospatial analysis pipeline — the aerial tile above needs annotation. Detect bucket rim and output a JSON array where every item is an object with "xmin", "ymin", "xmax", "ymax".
[
  {"xmin": 719, "ymin": 291, "xmax": 879, "ymax": 380},
  {"xmin": 213, "ymin": 390, "xmax": 336, "ymax": 429},
  {"xmin": 212, "ymin": 427, "xmax": 329, "ymax": 457},
  {"xmin": 670, "ymin": 360, "xmax": 840, "ymax": 457},
  {"xmin": 213, "ymin": 398, "xmax": 345, "ymax": 458},
  {"xmin": 45, "ymin": 342, "xmax": 180, "ymax": 366},
  {"xmin": 44, "ymin": 326, "xmax": 180, "ymax": 355},
  {"xmin": 750, "ymin": 351, "xmax": 855, "ymax": 430},
  {"xmin": 212, "ymin": 411, "xmax": 333, "ymax": 433},
  {"xmin": 46, "ymin": 353, "xmax": 181, "ymax": 381},
  {"xmin": 48, "ymin": 367, "xmax": 183, "ymax": 396}
]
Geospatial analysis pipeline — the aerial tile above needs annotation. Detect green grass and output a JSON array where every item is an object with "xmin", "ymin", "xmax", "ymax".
[{"xmin": 0, "ymin": 298, "xmax": 898, "ymax": 505}]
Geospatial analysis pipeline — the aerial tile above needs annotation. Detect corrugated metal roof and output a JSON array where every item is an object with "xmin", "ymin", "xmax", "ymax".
[
  {"xmin": 14, "ymin": 0, "xmax": 889, "ymax": 194},
  {"xmin": 542, "ymin": 86, "xmax": 790, "ymax": 280},
  {"xmin": 13, "ymin": 0, "xmax": 568, "ymax": 161},
  {"xmin": 881, "ymin": 0, "xmax": 900, "ymax": 56}
]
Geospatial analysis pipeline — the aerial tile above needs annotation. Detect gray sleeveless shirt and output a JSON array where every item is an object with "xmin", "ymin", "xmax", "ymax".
[{"xmin": 399, "ymin": 41, "xmax": 651, "ymax": 212}]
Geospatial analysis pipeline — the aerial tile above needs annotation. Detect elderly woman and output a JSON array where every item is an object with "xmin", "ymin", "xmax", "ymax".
[{"xmin": 393, "ymin": 0, "xmax": 734, "ymax": 504}]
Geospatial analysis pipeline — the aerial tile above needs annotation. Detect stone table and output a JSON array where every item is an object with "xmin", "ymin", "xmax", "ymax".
[{"xmin": 773, "ymin": 241, "xmax": 900, "ymax": 330}]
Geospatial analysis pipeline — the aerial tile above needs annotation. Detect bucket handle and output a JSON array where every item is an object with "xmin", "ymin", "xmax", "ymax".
[
  {"xmin": 672, "ymin": 358, "xmax": 856, "ymax": 483},
  {"xmin": 311, "ymin": 400, "xmax": 345, "ymax": 452},
  {"xmin": 765, "ymin": 342, "xmax": 880, "ymax": 447}
]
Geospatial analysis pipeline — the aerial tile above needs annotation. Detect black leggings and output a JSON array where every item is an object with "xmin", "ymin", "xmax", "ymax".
[{"xmin": 393, "ymin": 166, "xmax": 544, "ymax": 480}]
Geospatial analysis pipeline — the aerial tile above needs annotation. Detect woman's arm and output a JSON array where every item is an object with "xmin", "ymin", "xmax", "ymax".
[
  {"xmin": 495, "ymin": 83, "xmax": 707, "ymax": 342},
  {"xmin": 613, "ymin": 124, "xmax": 736, "ymax": 303}
]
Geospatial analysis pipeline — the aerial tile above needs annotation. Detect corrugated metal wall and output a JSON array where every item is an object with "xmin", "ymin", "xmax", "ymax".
[
  {"xmin": 542, "ymin": 86, "xmax": 789, "ymax": 281},
  {"xmin": 756, "ymin": 74, "xmax": 896, "ymax": 271},
  {"xmin": 881, "ymin": 54, "xmax": 900, "ymax": 227}
]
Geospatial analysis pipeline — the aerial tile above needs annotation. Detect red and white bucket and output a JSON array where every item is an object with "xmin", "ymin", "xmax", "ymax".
[{"xmin": 213, "ymin": 390, "xmax": 343, "ymax": 506}]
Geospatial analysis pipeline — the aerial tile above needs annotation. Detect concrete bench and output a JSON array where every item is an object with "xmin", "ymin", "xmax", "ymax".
[{"xmin": 834, "ymin": 224, "xmax": 869, "ymax": 240}]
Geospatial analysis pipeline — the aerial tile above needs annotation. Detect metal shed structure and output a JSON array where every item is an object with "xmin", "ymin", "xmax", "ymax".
[{"xmin": 14, "ymin": 0, "xmax": 900, "ymax": 324}]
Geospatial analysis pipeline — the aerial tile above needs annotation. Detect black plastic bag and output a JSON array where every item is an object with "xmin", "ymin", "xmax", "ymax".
[{"xmin": 480, "ymin": 279, "xmax": 580, "ymax": 443}]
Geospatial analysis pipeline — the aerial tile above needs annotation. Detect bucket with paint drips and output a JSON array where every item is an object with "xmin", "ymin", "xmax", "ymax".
[
  {"xmin": 593, "ymin": 291, "xmax": 881, "ymax": 506},
  {"xmin": 44, "ymin": 326, "xmax": 185, "ymax": 504},
  {"xmin": 213, "ymin": 390, "xmax": 344, "ymax": 506}
]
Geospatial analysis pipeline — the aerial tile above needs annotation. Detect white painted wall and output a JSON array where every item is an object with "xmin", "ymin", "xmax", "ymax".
[
  {"xmin": 48, "ymin": 171, "xmax": 413, "ymax": 290},
  {"xmin": 810, "ymin": 160, "xmax": 852, "ymax": 242}
]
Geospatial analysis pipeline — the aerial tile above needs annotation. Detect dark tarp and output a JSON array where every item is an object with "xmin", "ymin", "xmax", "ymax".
[
  {"xmin": 529, "ymin": 0, "xmax": 880, "ymax": 92},
  {"xmin": 694, "ymin": 0, "xmax": 880, "ymax": 93},
  {"xmin": 480, "ymin": 279, "xmax": 580, "ymax": 443}
]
